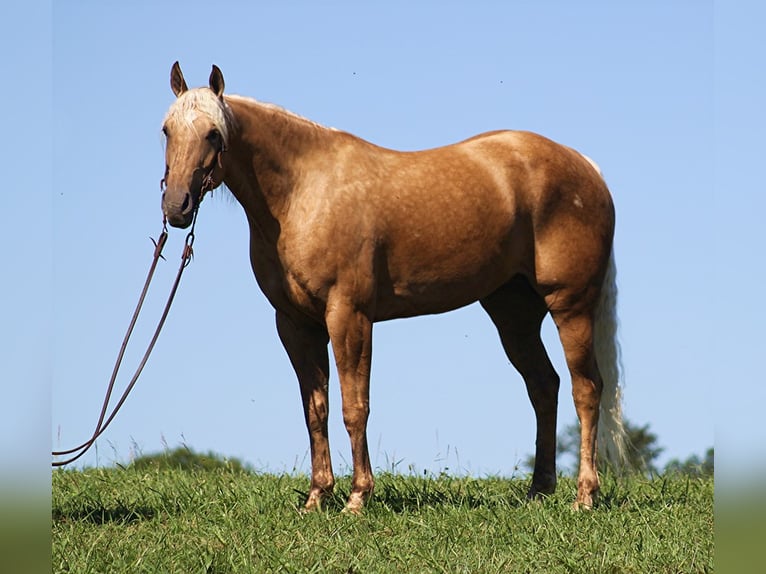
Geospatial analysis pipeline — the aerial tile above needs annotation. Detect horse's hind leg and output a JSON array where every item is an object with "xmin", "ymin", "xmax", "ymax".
[
  {"xmin": 480, "ymin": 276, "xmax": 561, "ymax": 498},
  {"xmin": 547, "ymin": 293, "xmax": 603, "ymax": 509},
  {"xmin": 276, "ymin": 311, "xmax": 334, "ymax": 511}
]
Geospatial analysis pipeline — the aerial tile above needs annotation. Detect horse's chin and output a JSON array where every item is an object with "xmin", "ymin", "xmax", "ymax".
[{"xmin": 165, "ymin": 211, "xmax": 194, "ymax": 229}]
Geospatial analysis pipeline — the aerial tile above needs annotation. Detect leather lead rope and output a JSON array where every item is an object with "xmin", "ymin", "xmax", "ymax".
[{"xmin": 52, "ymin": 210, "xmax": 199, "ymax": 467}]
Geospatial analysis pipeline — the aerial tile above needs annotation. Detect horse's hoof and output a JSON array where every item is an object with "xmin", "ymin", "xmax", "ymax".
[
  {"xmin": 527, "ymin": 472, "xmax": 557, "ymax": 500},
  {"xmin": 527, "ymin": 480, "xmax": 556, "ymax": 501},
  {"xmin": 342, "ymin": 491, "xmax": 367, "ymax": 514},
  {"xmin": 573, "ymin": 490, "xmax": 597, "ymax": 510},
  {"xmin": 302, "ymin": 489, "xmax": 327, "ymax": 513}
]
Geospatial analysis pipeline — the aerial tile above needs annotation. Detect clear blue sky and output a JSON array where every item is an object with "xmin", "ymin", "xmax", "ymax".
[{"xmin": 3, "ymin": 2, "xmax": 764, "ymax": 486}]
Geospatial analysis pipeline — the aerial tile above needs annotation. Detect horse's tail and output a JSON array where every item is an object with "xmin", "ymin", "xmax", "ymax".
[{"xmin": 593, "ymin": 249, "xmax": 628, "ymax": 469}]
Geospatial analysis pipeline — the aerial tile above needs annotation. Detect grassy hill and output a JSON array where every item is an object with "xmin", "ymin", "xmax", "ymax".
[{"xmin": 52, "ymin": 466, "xmax": 713, "ymax": 573}]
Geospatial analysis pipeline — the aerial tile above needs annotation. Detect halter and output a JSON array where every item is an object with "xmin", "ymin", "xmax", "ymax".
[
  {"xmin": 159, "ymin": 141, "xmax": 226, "ymax": 211},
  {"xmin": 200, "ymin": 142, "xmax": 227, "ymax": 200}
]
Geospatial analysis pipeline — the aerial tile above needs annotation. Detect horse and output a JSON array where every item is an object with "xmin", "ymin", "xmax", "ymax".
[{"xmin": 160, "ymin": 62, "xmax": 625, "ymax": 513}]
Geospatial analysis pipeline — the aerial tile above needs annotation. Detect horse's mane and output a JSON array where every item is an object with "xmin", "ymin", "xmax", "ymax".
[
  {"xmin": 225, "ymin": 94, "xmax": 336, "ymax": 133},
  {"xmin": 163, "ymin": 90, "xmax": 337, "ymax": 146}
]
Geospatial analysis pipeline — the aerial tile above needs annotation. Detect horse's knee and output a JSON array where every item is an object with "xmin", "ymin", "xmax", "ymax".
[{"xmin": 342, "ymin": 403, "xmax": 370, "ymax": 433}]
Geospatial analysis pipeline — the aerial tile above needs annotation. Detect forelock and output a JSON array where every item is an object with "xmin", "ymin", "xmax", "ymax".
[{"xmin": 163, "ymin": 88, "xmax": 235, "ymax": 143}]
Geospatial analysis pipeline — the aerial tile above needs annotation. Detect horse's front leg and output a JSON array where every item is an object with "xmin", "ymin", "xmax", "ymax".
[
  {"xmin": 275, "ymin": 311, "xmax": 334, "ymax": 511},
  {"xmin": 325, "ymin": 300, "xmax": 374, "ymax": 514}
]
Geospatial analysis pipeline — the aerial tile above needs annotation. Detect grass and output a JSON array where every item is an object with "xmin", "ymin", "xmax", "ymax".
[{"xmin": 52, "ymin": 466, "xmax": 713, "ymax": 573}]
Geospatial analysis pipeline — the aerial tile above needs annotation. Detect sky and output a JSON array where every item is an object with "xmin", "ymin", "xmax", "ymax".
[{"xmin": 3, "ymin": 1, "xmax": 764, "ymax": 488}]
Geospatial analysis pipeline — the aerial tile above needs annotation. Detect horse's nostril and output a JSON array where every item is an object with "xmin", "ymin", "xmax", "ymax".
[{"xmin": 181, "ymin": 192, "xmax": 192, "ymax": 214}]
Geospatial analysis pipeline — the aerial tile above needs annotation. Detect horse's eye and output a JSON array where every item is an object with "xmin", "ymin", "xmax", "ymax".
[{"xmin": 207, "ymin": 129, "xmax": 221, "ymax": 146}]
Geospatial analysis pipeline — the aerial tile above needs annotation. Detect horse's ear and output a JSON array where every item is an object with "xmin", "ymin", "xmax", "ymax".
[
  {"xmin": 209, "ymin": 64, "xmax": 225, "ymax": 99},
  {"xmin": 170, "ymin": 61, "xmax": 188, "ymax": 97}
]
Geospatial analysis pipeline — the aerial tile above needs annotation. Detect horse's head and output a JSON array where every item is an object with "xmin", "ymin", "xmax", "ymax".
[{"xmin": 161, "ymin": 62, "xmax": 232, "ymax": 228}]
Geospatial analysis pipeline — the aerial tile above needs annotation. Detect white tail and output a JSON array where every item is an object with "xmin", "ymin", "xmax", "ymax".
[{"xmin": 593, "ymin": 249, "xmax": 628, "ymax": 467}]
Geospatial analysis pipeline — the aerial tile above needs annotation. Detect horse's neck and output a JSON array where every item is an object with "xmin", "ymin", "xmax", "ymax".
[{"xmin": 224, "ymin": 97, "xmax": 328, "ymax": 235}]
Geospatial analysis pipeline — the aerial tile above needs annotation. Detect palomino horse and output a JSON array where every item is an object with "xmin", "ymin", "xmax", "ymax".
[{"xmin": 161, "ymin": 62, "xmax": 625, "ymax": 512}]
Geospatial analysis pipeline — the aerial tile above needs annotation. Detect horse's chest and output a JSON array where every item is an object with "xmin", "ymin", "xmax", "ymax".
[{"xmin": 249, "ymin": 246, "xmax": 329, "ymax": 320}]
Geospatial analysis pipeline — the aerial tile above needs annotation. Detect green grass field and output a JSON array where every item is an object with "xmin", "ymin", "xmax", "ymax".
[{"xmin": 52, "ymin": 466, "xmax": 713, "ymax": 573}]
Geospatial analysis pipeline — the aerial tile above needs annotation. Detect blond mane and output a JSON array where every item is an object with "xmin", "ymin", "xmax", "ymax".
[
  {"xmin": 162, "ymin": 89, "xmax": 338, "ymax": 148},
  {"xmin": 226, "ymin": 94, "xmax": 336, "ymax": 132}
]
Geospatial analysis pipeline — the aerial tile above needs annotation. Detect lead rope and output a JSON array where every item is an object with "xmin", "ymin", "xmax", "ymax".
[{"xmin": 52, "ymin": 209, "xmax": 199, "ymax": 467}]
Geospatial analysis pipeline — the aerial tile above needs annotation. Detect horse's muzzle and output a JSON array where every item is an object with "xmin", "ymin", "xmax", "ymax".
[{"xmin": 162, "ymin": 190, "xmax": 196, "ymax": 228}]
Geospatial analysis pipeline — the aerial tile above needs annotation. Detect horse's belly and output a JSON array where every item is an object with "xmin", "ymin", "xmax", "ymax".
[
  {"xmin": 374, "ymin": 244, "xmax": 525, "ymax": 321},
  {"xmin": 374, "ymin": 210, "xmax": 532, "ymax": 317},
  {"xmin": 374, "ymin": 285, "xmax": 493, "ymax": 321}
]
